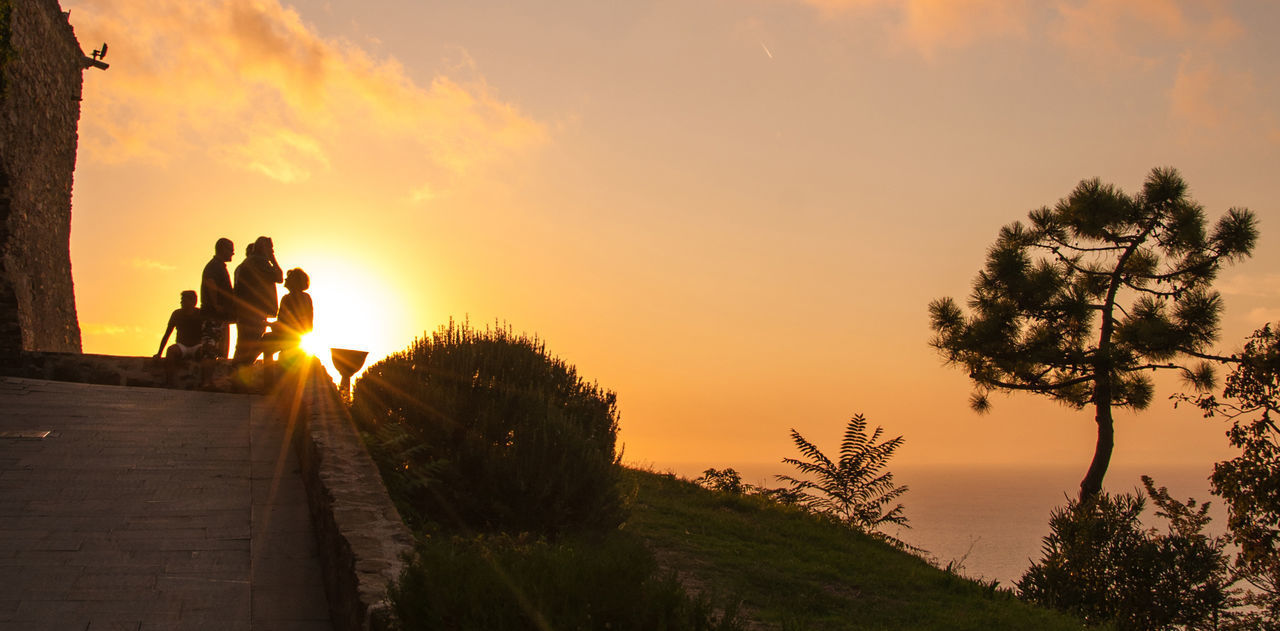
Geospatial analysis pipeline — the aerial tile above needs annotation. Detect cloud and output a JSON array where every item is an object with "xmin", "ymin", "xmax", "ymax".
[
  {"xmin": 782, "ymin": 0, "xmax": 1030, "ymax": 57},
  {"xmin": 1216, "ymin": 273, "xmax": 1280, "ymax": 298},
  {"xmin": 1168, "ymin": 53, "xmax": 1257, "ymax": 133},
  {"xmin": 130, "ymin": 258, "xmax": 177, "ymax": 271},
  {"xmin": 408, "ymin": 183, "xmax": 437, "ymax": 204},
  {"xmin": 67, "ymin": 0, "xmax": 547, "ymax": 183},
  {"xmin": 1244, "ymin": 308, "xmax": 1280, "ymax": 327},
  {"xmin": 81, "ymin": 323, "xmax": 137, "ymax": 336},
  {"xmin": 1051, "ymin": 0, "xmax": 1242, "ymax": 67}
]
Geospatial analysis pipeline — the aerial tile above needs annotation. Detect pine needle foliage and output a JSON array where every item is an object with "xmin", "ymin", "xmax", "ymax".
[
  {"xmin": 777, "ymin": 414, "xmax": 910, "ymax": 548},
  {"xmin": 929, "ymin": 167, "xmax": 1258, "ymax": 498}
]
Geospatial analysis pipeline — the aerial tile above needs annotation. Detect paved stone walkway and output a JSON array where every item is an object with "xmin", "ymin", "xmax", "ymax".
[{"xmin": 0, "ymin": 376, "xmax": 332, "ymax": 630}]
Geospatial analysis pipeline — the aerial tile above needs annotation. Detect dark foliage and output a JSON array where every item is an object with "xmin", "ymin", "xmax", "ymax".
[
  {"xmin": 1017, "ymin": 477, "xmax": 1237, "ymax": 630},
  {"xmin": 390, "ymin": 532, "xmax": 742, "ymax": 631},
  {"xmin": 693, "ymin": 467, "xmax": 804, "ymax": 504},
  {"xmin": 1182, "ymin": 324, "xmax": 1280, "ymax": 627},
  {"xmin": 930, "ymin": 167, "xmax": 1257, "ymax": 498},
  {"xmin": 353, "ymin": 319, "xmax": 623, "ymax": 534},
  {"xmin": 776, "ymin": 414, "xmax": 911, "ymax": 548}
]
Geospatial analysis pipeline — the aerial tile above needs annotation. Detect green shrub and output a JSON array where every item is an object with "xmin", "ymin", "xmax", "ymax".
[
  {"xmin": 1017, "ymin": 477, "xmax": 1236, "ymax": 630},
  {"xmin": 353, "ymin": 319, "xmax": 623, "ymax": 534},
  {"xmin": 389, "ymin": 532, "xmax": 742, "ymax": 630}
]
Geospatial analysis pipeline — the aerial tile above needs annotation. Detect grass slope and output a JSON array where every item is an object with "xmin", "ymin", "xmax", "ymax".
[{"xmin": 624, "ymin": 468, "xmax": 1088, "ymax": 630}]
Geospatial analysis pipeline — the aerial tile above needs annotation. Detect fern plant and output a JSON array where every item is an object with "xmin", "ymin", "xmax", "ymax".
[{"xmin": 777, "ymin": 414, "xmax": 911, "ymax": 548}]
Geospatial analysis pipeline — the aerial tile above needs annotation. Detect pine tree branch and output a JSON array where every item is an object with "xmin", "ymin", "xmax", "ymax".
[
  {"xmin": 1179, "ymin": 348, "xmax": 1240, "ymax": 364},
  {"xmin": 979, "ymin": 373, "xmax": 1095, "ymax": 392},
  {"xmin": 1043, "ymin": 242, "xmax": 1129, "ymax": 254},
  {"xmin": 1119, "ymin": 278, "xmax": 1180, "ymax": 298}
]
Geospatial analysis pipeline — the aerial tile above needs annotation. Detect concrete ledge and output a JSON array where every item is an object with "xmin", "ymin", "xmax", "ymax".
[
  {"xmin": 278, "ymin": 359, "xmax": 414, "ymax": 631},
  {"xmin": 0, "ymin": 350, "xmax": 251, "ymax": 391}
]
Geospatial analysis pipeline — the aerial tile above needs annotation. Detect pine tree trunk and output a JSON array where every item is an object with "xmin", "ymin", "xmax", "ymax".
[{"xmin": 1080, "ymin": 402, "xmax": 1114, "ymax": 500}]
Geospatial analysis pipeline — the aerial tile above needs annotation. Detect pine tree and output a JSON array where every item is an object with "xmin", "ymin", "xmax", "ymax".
[{"xmin": 929, "ymin": 167, "xmax": 1257, "ymax": 498}]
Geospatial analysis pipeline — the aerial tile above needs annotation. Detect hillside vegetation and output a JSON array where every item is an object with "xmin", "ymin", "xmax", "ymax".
[
  {"xmin": 625, "ymin": 467, "xmax": 1088, "ymax": 630},
  {"xmin": 354, "ymin": 322, "xmax": 1088, "ymax": 629}
]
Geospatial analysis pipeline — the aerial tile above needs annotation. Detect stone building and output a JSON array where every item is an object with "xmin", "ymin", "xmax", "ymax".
[{"xmin": 0, "ymin": 0, "xmax": 85, "ymax": 357}]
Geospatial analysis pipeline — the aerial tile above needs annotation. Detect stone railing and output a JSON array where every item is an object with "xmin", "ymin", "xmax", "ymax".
[{"xmin": 276, "ymin": 359, "xmax": 414, "ymax": 631}]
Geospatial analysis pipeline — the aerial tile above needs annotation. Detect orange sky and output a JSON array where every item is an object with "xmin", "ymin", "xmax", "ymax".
[{"xmin": 63, "ymin": 0, "xmax": 1280, "ymax": 478}]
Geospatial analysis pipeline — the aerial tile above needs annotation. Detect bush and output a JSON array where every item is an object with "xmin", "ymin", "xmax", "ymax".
[
  {"xmin": 353, "ymin": 319, "xmax": 623, "ymax": 534},
  {"xmin": 1017, "ymin": 477, "xmax": 1236, "ymax": 630},
  {"xmin": 389, "ymin": 532, "xmax": 742, "ymax": 630}
]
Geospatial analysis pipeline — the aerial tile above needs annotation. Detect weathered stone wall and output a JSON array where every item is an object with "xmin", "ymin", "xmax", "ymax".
[
  {"xmin": 0, "ymin": 0, "xmax": 83, "ymax": 357},
  {"xmin": 281, "ymin": 361, "xmax": 413, "ymax": 631}
]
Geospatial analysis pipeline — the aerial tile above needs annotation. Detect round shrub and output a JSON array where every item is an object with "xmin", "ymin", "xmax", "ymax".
[{"xmin": 353, "ymin": 320, "xmax": 623, "ymax": 534}]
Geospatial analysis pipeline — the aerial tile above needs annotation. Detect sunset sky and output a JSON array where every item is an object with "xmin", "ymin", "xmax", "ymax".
[{"xmin": 63, "ymin": 0, "xmax": 1280, "ymax": 478}]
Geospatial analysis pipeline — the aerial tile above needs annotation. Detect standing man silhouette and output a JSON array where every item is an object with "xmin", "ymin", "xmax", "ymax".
[
  {"xmin": 232, "ymin": 236, "xmax": 283, "ymax": 364},
  {"xmin": 200, "ymin": 238, "xmax": 235, "ymax": 359}
]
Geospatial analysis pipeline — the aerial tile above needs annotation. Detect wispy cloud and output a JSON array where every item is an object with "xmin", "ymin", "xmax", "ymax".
[
  {"xmin": 1052, "ymin": 0, "xmax": 1187, "ymax": 66},
  {"xmin": 81, "ymin": 323, "xmax": 139, "ymax": 336},
  {"xmin": 1244, "ymin": 308, "xmax": 1280, "ymax": 328},
  {"xmin": 408, "ymin": 183, "xmax": 437, "ymax": 204},
  {"xmin": 67, "ymin": 0, "xmax": 547, "ymax": 183},
  {"xmin": 781, "ymin": 0, "xmax": 1030, "ymax": 57},
  {"xmin": 1216, "ymin": 273, "xmax": 1280, "ymax": 298},
  {"xmin": 130, "ymin": 258, "xmax": 176, "ymax": 272},
  {"xmin": 1168, "ymin": 53, "xmax": 1258, "ymax": 136}
]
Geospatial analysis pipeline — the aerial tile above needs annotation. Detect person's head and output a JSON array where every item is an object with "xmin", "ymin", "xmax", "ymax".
[
  {"xmin": 180, "ymin": 290, "xmax": 197, "ymax": 308},
  {"xmin": 254, "ymin": 236, "xmax": 274, "ymax": 256},
  {"xmin": 284, "ymin": 268, "xmax": 309, "ymax": 292},
  {"xmin": 214, "ymin": 238, "xmax": 234, "ymax": 262},
  {"xmin": 245, "ymin": 242, "xmax": 255, "ymax": 258}
]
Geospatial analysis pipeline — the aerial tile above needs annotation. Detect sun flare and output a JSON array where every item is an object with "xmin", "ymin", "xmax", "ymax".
[{"xmin": 275, "ymin": 249, "xmax": 404, "ymax": 380}]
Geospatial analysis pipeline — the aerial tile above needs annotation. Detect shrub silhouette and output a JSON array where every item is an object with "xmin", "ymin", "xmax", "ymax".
[
  {"xmin": 776, "ymin": 414, "xmax": 911, "ymax": 548},
  {"xmin": 353, "ymin": 319, "xmax": 623, "ymax": 534},
  {"xmin": 1017, "ymin": 477, "xmax": 1236, "ymax": 630}
]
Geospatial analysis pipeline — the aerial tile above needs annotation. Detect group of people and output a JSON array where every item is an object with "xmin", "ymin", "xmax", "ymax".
[{"xmin": 155, "ymin": 236, "xmax": 314, "ymax": 385}]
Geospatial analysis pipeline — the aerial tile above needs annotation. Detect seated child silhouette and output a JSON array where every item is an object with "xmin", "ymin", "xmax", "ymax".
[{"xmin": 155, "ymin": 290, "xmax": 207, "ymax": 385}]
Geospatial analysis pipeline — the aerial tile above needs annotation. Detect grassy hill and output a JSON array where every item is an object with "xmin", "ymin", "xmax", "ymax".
[{"xmin": 624, "ymin": 467, "xmax": 1088, "ymax": 630}]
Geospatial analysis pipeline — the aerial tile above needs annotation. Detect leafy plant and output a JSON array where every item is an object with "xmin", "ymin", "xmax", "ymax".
[
  {"xmin": 695, "ymin": 467, "xmax": 752, "ymax": 494},
  {"xmin": 776, "ymin": 414, "xmax": 910, "ymax": 548},
  {"xmin": 1180, "ymin": 324, "xmax": 1280, "ymax": 627},
  {"xmin": 930, "ymin": 167, "xmax": 1257, "ymax": 498},
  {"xmin": 353, "ymin": 319, "xmax": 623, "ymax": 534},
  {"xmin": 695, "ymin": 467, "xmax": 805, "ymax": 505},
  {"xmin": 1017, "ymin": 477, "xmax": 1237, "ymax": 630}
]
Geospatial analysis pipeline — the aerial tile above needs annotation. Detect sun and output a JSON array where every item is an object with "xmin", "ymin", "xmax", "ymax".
[{"xmin": 276, "ymin": 250, "xmax": 403, "ymax": 380}]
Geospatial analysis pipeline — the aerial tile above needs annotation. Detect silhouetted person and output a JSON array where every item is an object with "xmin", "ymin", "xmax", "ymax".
[
  {"xmin": 155, "ymin": 290, "xmax": 204, "ymax": 385},
  {"xmin": 232, "ymin": 236, "xmax": 282, "ymax": 364},
  {"xmin": 200, "ymin": 238, "xmax": 235, "ymax": 359},
  {"xmin": 261, "ymin": 268, "xmax": 313, "ymax": 380}
]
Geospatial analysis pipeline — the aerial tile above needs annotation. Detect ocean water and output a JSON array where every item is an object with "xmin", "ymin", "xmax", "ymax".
[{"xmin": 653, "ymin": 461, "xmax": 1222, "ymax": 589}]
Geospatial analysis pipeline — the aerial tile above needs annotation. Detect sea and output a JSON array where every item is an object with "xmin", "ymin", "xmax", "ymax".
[{"xmin": 647, "ymin": 461, "xmax": 1224, "ymax": 589}]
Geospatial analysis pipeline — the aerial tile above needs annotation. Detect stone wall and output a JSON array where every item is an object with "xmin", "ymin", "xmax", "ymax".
[
  {"xmin": 279, "ymin": 360, "xmax": 413, "ymax": 631},
  {"xmin": 0, "ymin": 0, "xmax": 84, "ymax": 357}
]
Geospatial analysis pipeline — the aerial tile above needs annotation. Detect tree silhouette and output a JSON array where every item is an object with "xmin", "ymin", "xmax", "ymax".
[
  {"xmin": 929, "ymin": 167, "xmax": 1257, "ymax": 499},
  {"xmin": 777, "ymin": 414, "xmax": 910, "ymax": 548},
  {"xmin": 1184, "ymin": 324, "xmax": 1280, "ymax": 625}
]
